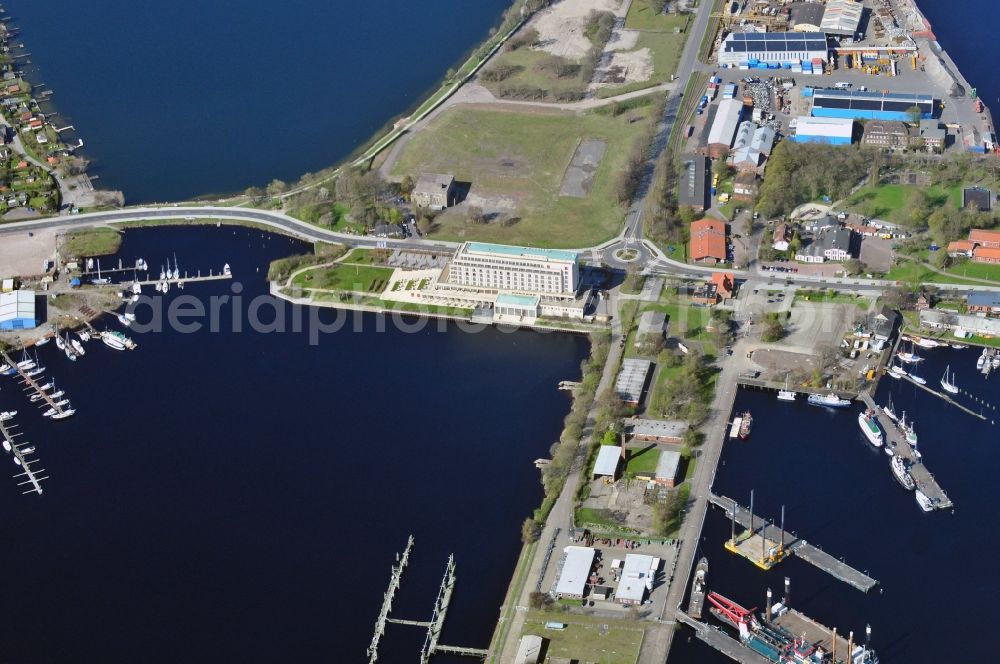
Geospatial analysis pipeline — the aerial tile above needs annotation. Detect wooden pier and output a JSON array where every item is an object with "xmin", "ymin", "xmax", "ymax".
[
  {"xmin": 890, "ymin": 371, "xmax": 988, "ymax": 421},
  {"xmin": 1, "ymin": 350, "xmax": 72, "ymax": 419},
  {"xmin": 676, "ymin": 611, "xmax": 772, "ymax": 664},
  {"xmin": 709, "ymin": 493, "xmax": 878, "ymax": 592},
  {"xmin": 367, "ymin": 535, "xmax": 413, "ymax": 664},
  {"xmin": 857, "ymin": 392, "xmax": 954, "ymax": 511},
  {"xmin": 0, "ymin": 416, "xmax": 46, "ymax": 495},
  {"xmin": 134, "ymin": 271, "xmax": 233, "ymax": 287}
]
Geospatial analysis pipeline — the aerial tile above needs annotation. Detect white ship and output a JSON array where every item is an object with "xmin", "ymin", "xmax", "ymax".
[
  {"xmin": 807, "ymin": 393, "xmax": 851, "ymax": 408},
  {"xmin": 912, "ymin": 337, "xmax": 940, "ymax": 349},
  {"xmin": 858, "ymin": 410, "xmax": 883, "ymax": 448},
  {"xmin": 915, "ymin": 490, "xmax": 934, "ymax": 512},
  {"xmin": 71, "ymin": 339, "xmax": 86, "ymax": 356},
  {"xmin": 940, "ymin": 365, "xmax": 958, "ymax": 394},
  {"xmin": 777, "ymin": 376, "xmax": 796, "ymax": 401},
  {"xmin": 891, "ymin": 455, "xmax": 916, "ymax": 491},
  {"xmin": 101, "ymin": 331, "xmax": 127, "ymax": 351},
  {"xmin": 51, "ymin": 409, "xmax": 76, "ymax": 420},
  {"xmin": 887, "ymin": 364, "xmax": 905, "ymax": 379},
  {"xmin": 977, "ymin": 349, "xmax": 987, "ymax": 370}
]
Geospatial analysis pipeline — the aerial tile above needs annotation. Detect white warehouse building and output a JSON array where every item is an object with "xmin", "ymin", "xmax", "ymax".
[
  {"xmin": 445, "ymin": 242, "xmax": 580, "ymax": 297},
  {"xmin": 718, "ymin": 31, "xmax": 828, "ymax": 67}
]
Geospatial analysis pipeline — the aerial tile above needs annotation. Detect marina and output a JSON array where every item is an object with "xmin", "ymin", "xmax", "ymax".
[
  {"xmin": 858, "ymin": 391, "xmax": 953, "ymax": 512},
  {"xmin": 1, "ymin": 350, "xmax": 74, "ymax": 420},
  {"xmin": 709, "ymin": 493, "xmax": 878, "ymax": 593},
  {"xmin": 0, "ymin": 413, "xmax": 46, "ymax": 495}
]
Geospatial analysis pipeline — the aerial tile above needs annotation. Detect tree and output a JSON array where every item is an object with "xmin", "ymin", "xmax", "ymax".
[
  {"xmin": 265, "ymin": 179, "xmax": 288, "ymax": 197},
  {"xmin": 466, "ymin": 206, "xmax": 487, "ymax": 225},
  {"xmin": 521, "ymin": 517, "xmax": 541, "ymax": 543},
  {"xmin": 244, "ymin": 185, "xmax": 265, "ymax": 202},
  {"xmin": 416, "ymin": 215, "xmax": 433, "ymax": 236},
  {"xmin": 760, "ymin": 313, "xmax": 785, "ymax": 342}
]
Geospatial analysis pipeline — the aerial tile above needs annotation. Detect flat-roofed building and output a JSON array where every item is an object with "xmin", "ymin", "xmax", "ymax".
[
  {"xmin": 790, "ymin": 3, "xmax": 825, "ymax": 32},
  {"xmin": 616, "ymin": 554, "xmax": 659, "ymax": 605},
  {"xmin": 515, "ymin": 635, "xmax": 544, "ymax": 664},
  {"xmin": 918, "ymin": 120, "xmax": 946, "ymax": 150},
  {"xmin": 615, "ymin": 359, "xmax": 653, "ymax": 407},
  {"xmin": 921, "ymin": 309, "xmax": 1000, "ymax": 337},
  {"xmin": 635, "ymin": 310, "xmax": 668, "ymax": 348},
  {"xmin": 655, "ymin": 450, "xmax": 682, "ymax": 488},
  {"xmin": 811, "ymin": 89, "xmax": 934, "ymax": 121},
  {"xmin": 967, "ymin": 291, "xmax": 1000, "ymax": 315},
  {"xmin": 679, "ymin": 155, "xmax": 709, "ymax": 211},
  {"xmin": 790, "ymin": 116, "xmax": 854, "ymax": 145},
  {"xmin": 494, "ymin": 293, "xmax": 540, "ymax": 320},
  {"xmin": 412, "ymin": 173, "xmax": 455, "ymax": 210},
  {"xmin": 718, "ymin": 31, "xmax": 828, "ymax": 67},
  {"xmin": 446, "ymin": 242, "xmax": 579, "ymax": 297},
  {"xmin": 964, "ymin": 190, "xmax": 993, "ymax": 213},
  {"xmin": 554, "ymin": 546, "xmax": 596, "ymax": 598}
]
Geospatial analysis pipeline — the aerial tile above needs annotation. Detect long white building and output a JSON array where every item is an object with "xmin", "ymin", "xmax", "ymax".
[
  {"xmin": 445, "ymin": 241, "xmax": 579, "ymax": 297},
  {"xmin": 719, "ymin": 31, "xmax": 828, "ymax": 67}
]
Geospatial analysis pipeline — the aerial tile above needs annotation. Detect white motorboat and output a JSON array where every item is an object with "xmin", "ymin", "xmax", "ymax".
[
  {"xmin": 78, "ymin": 330, "xmax": 91, "ymax": 343},
  {"xmin": 132, "ymin": 282, "xmax": 142, "ymax": 295},
  {"xmin": 977, "ymin": 349, "xmax": 987, "ymax": 370},
  {"xmin": 908, "ymin": 370, "xmax": 926, "ymax": 385},
  {"xmin": 0, "ymin": 410, "xmax": 17, "ymax": 422},
  {"xmin": 34, "ymin": 336, "xmax": 50, "ymax": 346},
  {"xmin": 55, "ymin": 335, "xmax": 66, "ymax": 351},
  {"xmin": 951, "ymin": 343, "xmax": 968, "ymax": 350},
  {"xmin": 25, "ymin": 365, "xmax": 45, "ymax": 377},
  {"xmin": 38, "ymin": 381, "xmax": 54, "ymax": 391},
  {"xmin": 808, "ymin": 393, "xmax": 852, "ymax": 408},
  {"xmin": 777, "ymin": 390, "xmax": 796, "ymax": 401},
  {"xmin": 993, "ymin": 356, "xmax": 1000, "ymax": 369},
  {"xmin": 223, "ymin": 263, "xmax": 232, "ymax": 276},
  {"xmin": 19, "ymin": 446, "xmax": 34, "ymax": 455},
  {"xmin": 915, "ymin": 490, "xmax": 934, "ymax": 512},
  {"xmin": 940, "ymin": 365, "xmax": 958, "ymax": 394},
  {"xmin": 101, "ymin": 331, "xmax": 127, "ymax": 351},
  {"xmin": 887, "ymin": 365, "xmax": 905, "ymax": 379},
  {"xmin": 2, "ymin": 440, "xmax": 10, "ymax": 453},
  {"xmin": 912, "ymin": 337, "xmax": 940, "ymax": 348},
  {"xmin": 51, "ymin": 409, "xmax": 76, "ymax": 420},
  {"xmin": 117, "ymin": 313, "xmax": 132, "ymax": 328}
]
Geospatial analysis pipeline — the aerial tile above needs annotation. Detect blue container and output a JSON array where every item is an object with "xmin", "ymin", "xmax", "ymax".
[
  {"xmin": 782, "ymin": 63, "xmax": 792, "ymax": 69},
  {"xmin": 757, "ymin": 63, "xmax": 768, "ymax": 70},
  {"xmin": 802, "ymin": 87, "xmax": 814, "ymax": 97}
]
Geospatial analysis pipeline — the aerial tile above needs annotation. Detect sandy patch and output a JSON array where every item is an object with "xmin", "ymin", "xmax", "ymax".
[
  {"xmin": 607, "ymin": 27, "xmax": 640, "ymax": 51},
  {"xmin": 595, "ymin": 48, "xmax": 653, "ymax": 85},
  {"xmin": 531, "ymin": 0, "xmax": 622, "ymax": 60},
  {"xmin": 0, "ymin": 227, "xmax": 60, "ymax": 277}
]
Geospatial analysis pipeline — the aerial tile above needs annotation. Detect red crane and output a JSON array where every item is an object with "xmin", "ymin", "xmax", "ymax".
[{"xmin": 706, "ymin": 591, "xmax": 755, "ymax": 627}]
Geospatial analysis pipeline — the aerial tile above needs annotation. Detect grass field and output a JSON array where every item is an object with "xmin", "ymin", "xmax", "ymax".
[
  {"xmin": 292, "ymin": 263, "xmax": 393, "ymax": 293},
  {"xmin": 624, "ymin": 444, "xmax": 660, "ymax": 477},
  {"xmin": 61, "ymin": 227, "xmax": 122, "ymax": 257},
  {"xmin": 522, "ymin": 613, "xmax": 644, "ymax": 664},
  {"xmin": 595, "ymin": 4, "xmax": 690, "ymax": 98},
  {"xmin": 391, "ymin": 104, "xmax": 657, "ymax": 247},
  {"xmin": 883, "ymin": 258, "xmax": 996, "ymax": 285},
  {"xmin": 845, "ymin": 183, "xmax": 962, "ymax": 223}
]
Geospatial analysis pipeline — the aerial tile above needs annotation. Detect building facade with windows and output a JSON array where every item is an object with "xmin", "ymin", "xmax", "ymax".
[{"xmin": 445, "ymin": 242, "xmax": 579, "ymax": 297}]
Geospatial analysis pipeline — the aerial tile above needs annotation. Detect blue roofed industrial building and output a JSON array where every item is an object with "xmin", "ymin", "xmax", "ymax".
[
  {"xmin": 811, "ymin": 89, "xmax": 935, "ymax": 121},
  {"xmin": 0, "ymin": 290, "xmax": 37, "ymax": 330}
]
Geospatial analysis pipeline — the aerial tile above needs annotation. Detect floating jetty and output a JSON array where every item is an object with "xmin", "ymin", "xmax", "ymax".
[
  {"xmin": 1, "ymin": 350, "xmax": 74, "ymax": 419},
  {"xmin": 858, "ymin": 392, "xmax": 953, "ymax": 511},
  {"xmin": 367, "ymin": 536, "xmax": 487, "ymax": 663},
  {"xmin": 0, "ymin": 414, "xmax": 46, "ymax": 495},
  {"xmin": 709, "ymin": 493, "xmax": 878, "ymax": 592}
]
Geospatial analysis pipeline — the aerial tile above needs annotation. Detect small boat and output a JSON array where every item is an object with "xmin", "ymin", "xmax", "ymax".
[
  {"xmin": 64, "ymin": 343, "xmax": 77, "ymax": 362},
  {"xmin": 912, "ymin": 337, "xmax": 940, "ymax": 348},
  {"xmin": 19, "ymin": 445, "xmax": 34, "ymax": 455},
  {"xmin": 34, "ymin": 336, "xmax": 50, "ymax": 346},
  {"xmin": 78, "ymin": 330, "xmax": 91, "ymax": 343},
  {"xmin": 940, "ymin": 365, "xmax": 958, "ymax": 394},
  {"xmin": 25, "ymin": 365, "xmax": 45, "ymax": 377},
  {"xmin": 908, "ymin": 371, "xmax": 926, "ymax": 385},
  {"xmin": 55, "ymin": 335, "xmax": 66, "ymax": 351},
  {"xmin": 808, "ymin": 393, "xmax": 851, "ymax": 408},
  {"xmin": 915, "ymin": 490, "xmax": 934, "ymax": 512},
  {"xmin": 223, "ymin": 263, "xmax": 232, "ymax": 276},
  {"xmin": 91, "ymin": 259, "xmax": 111, "ymax": 286},
  {"xmin": 0, "ymin": 410, "xmax": 17, "ymax": 422},
  {"xmin": 738, "ymin": 411, "xmax": 752, "ymax": 440},
  {"xmin": 32, "ymin": 389, "xmax": 63, "ymax": 402},
  {"xmin": 2, "ymin": 440, "xmax": 9, "ymax": 453},
  {"xmin": 883, "ymin": 396, "xmax": 898, "ymax": 422},
  {"xmin": 136, "ymin": 258, "xmax": 148, "ymax": 271},
  {"xmin": 159, "ymin": 266, "xmax": 167, "ymax": 281},
  {"xmin": 777, "ymin": 376, "xmax": 796, "ymax": 401},
  {"xmin": 132, "ymin": 282, "xmax": 142, "ymax": 296},
  {"xmin": 891, "ymin": 455, "xmax": 916, "ymax": 491},
  {"xmin": 0, "ymin": 364, "xmax": 12, "ymax": 375},
  {"xmin": 858, "ymin": 410, "xmax": 883, "ymax": 448},
  {"xmin": 71, "ymin": 339, "xmax": 85, "ymax": 356},
  {"xmin": 51, "ymin": 409, "xmax": 76, "ymax": 420},
  {"xmin": 977, "ymin": 349, "xmax": 987, "ymax": 370},
  {"xmin": 898, "ymin": 342, "xmax": 924, "ymax": 364},
  {"xmin": 951, "ymin": 343, "xmax": 968, "ymax": 350},
  {"xmin": 117, "ymin": 313, "xmax": 132, "ymax": 328},
  {"xmin": 993, "ymin": 356, "xmax": 1000, "ymax": 370},
  {"xmin": 38, "ymin": 381, "xmax": 54, "ymax": 391},
  {"xmin": 887, "ymin": 364, "xmax": 905, "ymax": 379}
]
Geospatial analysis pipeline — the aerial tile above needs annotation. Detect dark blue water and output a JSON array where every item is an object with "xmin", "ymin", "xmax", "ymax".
[
  {"xmin": 0, "ymin": 226, "xmax": 589, "ymax": 663},
  {"xmin": 9, "ymin": 0, "xmax": 511, "ymax": 202},
  {"xmin": 919, "ymin": 1, "xmax": 998, "ymax": 107},
  {"xmin": 669, "ymin": 347, "xmax": 1000, "ymax": 663}
]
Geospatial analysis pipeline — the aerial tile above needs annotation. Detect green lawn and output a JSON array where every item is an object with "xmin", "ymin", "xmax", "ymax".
[
  {"xmin": 61, "ymin": 227, "xmax": 122, "ymax": 257},
  {"xmin": 884, "ymin": 258, "xmax": 994, "ymax": 286},
  {"xmin": 845, "ymin": 183, "xmax": 962, "ymax": 223},
  {"xmin": 793, "ymin": 289, "xmax": 871, "ymax": 306},
  {"xmin": 292, "ymin": 263, "xmax": 393, "ymax": 293},
  {"xmin": 624, "ymin": 444, "xmax": 660, "ymax": 477},
  {"xmin": 392, "ymin": 103, "xmax": 658, "ymax": 247},
  {"xmin": 522, "ymin": 613, "xmax": 644, "ymax": 664},
  {"xmin": 944, "ymin": 259, "xmax": 1000, "ymax": 282}
]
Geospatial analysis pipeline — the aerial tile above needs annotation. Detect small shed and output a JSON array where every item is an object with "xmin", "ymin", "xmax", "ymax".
[
  {"xmin": 514, "ymin": 635, "xmax": 545, "ymax": 664},
  {"xmin": 654, "ymin": 450, "xmax": 682, "ymax": 488}
]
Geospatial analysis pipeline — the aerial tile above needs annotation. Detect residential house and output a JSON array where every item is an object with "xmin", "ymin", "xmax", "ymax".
[
  {"xmin": 690, "ymin": 219, "xmax": 728, "ymax": 264},
  {"xmin": 917, "ymin": 120, "xmax": 946, "ymax": 150},
  {"xmin": 411, "ymin": 173, "xmax": 455, "ymax": 210},
  {"xmin": 969, "ymin": 228, "xmax": 1000, "ymax": 248},
  {"xmin": 947, "ymin": 240, "xmax": 976, "ymax": 258},
  {"xmin": 794, "ymin": 227, "xmax": 852, "ymax": 263},
  {"xmin": 967, "ymin": 291, "xmax": 1000, "ymax": 315},
  {"xmin": 711, "ymin": 272, "xmax": 736, "ymax": 300},
  {"xmin": 861, "ymin": 120, "xmax": 911, "ymax": 149},
  {"xmin": 915, "ymin": 293, "xmax": 930, "ymax": 311},
  {"xmin": 871, "ymin": 306, "xmax": 900, "ymax": 342},
  {"xmin": 964, "ymin": 189, "xmax": 992, "ymax": 212},
  {"xmin": 732, "ymin": 172, "xmax": 758, "ymax": 202},
  {"xmin": 973, "ymin": 246, "xmax": 1000, "ymax": 264},
  {"xmin": 772, "ymin": 222, "xmax": 791, "ymax": 251}
]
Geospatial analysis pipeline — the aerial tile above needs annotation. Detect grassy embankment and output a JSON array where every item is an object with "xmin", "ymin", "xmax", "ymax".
[
  {"xmin": 520, "ymin": 612, "xmax": 644, "ymax": 664},
  {"xmin": 390, "ymin": 100, "xmax": 660, "ymax": 248},
  {"xmin": 60, "ymin": 227, "xmax": 122, "ymax": 257},
  {"xmin": 845, "ymin": 183, "xmax": 963, "ymax": 224}
]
